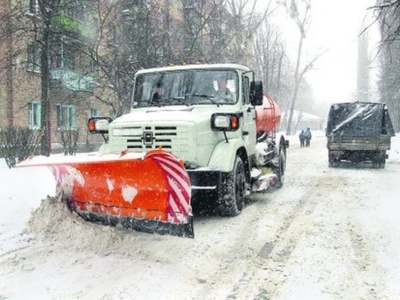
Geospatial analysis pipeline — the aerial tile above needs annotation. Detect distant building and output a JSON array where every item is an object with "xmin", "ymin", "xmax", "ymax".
[{"xmin": 281, "ymin": 110, "xmax": 324, "ymax": 132}]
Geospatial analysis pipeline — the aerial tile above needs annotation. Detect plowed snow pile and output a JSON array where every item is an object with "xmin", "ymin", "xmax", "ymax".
[{"xmin": 25, "ymin": 196, "xmax": 139, "ymax": 255}]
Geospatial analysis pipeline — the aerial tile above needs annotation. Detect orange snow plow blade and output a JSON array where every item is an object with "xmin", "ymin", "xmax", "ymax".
[{"xmin": 18, "ymin": 149, "xmax": 194, "ymax": 238}]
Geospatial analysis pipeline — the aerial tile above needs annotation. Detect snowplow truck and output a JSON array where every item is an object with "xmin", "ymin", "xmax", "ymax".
[
  {"xmin": 19, "ymin": 64, "xmax": 288, "ymax": 238},
  {"xmin": 326, "ymin": 101, "xmax": 395, "ymax": 168}
]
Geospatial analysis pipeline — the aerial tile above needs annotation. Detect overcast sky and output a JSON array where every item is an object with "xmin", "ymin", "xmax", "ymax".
[
  {"xmin": 261, "ymin": 0, "xmax": 379, "ymax": 105},
  {"xmin": 305, "ymin": 0, "xmax": 378, "ymax": 103}
]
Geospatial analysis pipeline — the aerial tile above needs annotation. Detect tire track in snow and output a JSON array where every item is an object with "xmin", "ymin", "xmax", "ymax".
[
  {"xmin": 347, "ymin": 222, "xmax": 383, "ymax": 299},
  {"xmin": 208, "ymin": 139, "xmax": 331, "ymax": 299},
  {"xmin": 345, "ymin": 169, "xmax": 393, "ymax": 300},
  {"xmin": 223, "ymin": 137, "xmax": 378, "ymax": 299},
  {"xmin": 226, "ymin": 171, "xmax": 338, "ymax": 300}
]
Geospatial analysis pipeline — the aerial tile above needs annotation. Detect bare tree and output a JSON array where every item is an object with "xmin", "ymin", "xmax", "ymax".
[
  {"xmin": 371, "ymin": 0, "xmax": 400, "ymax": 44},
  {"xmin": 79, "ymin": 0, "xmax": 139, "ymax": 117},
  {"xmin": 221, "ymin": 0, "xmax": 275, "ymax": 65},
  {"xmin": 36, "ymin": 0, "xmax": 65, "ymax": 155},
  {"xmin": 282, "ymin": 0, "xmax": 311, "ymax": 135},
  {"xmin": 279, "ymin": 0, "xmax": 325, "ymax": 135},
  {"xmin": 0, "ymin": 0, "xmax": 61, "ymax": 155},
  {"xmin": 371, "ymin": 0, "xmax": 400, "ymax": 131},
  {"xmin": 253, "ymin": 21, "xmax": 291, "ymax": 107}
]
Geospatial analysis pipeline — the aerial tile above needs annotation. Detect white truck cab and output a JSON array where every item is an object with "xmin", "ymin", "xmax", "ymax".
[{"xmin": 89, "ymin": 64, "xmax": 286, "ymax": 216}]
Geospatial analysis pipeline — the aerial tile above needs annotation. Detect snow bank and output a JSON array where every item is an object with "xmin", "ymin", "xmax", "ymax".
[{"xmin": 24, "ymin": 195, "xmax": 139, "ymax": 256}]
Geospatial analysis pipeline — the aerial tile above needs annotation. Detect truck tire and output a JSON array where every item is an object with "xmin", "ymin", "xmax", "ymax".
[
  {"xmin": 378, "ymin": 159, "xmax": 386, "ymax": 169},
  {"xmin": 372, "ymin": 157, "xmax": 386, "ymax": 169},
  {"xmin": 328, "ymin": 151, "xmax": 340, "ymax": 168},
  {"xmin": 217, "ymin": 155, "xmax": 246, "ymax": 216}
]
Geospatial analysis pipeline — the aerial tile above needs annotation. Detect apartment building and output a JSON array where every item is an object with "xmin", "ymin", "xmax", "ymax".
[
  {"xmin": 0, "ymin": 0, "xmax": 117, "ymax": 152},
  {"xmin": 0, "ymin": 0, "xmax": 248, "ymax": 153}
]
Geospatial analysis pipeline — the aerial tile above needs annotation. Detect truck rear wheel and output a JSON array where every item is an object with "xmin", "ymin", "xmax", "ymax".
[
  {"xmin": 371, "ymin": 151, "xmax": 386, "ymax": 169},
  {"xmin": 328, "ymin": 151, "xmax": 340, "ymax": 167},
  {"xmin": 218, "ymin": 156, "xmax": 246, "ymax": 216},
  {"xmin": 377, "ymin": 159, "xmax": 386, "ymax": 169}
]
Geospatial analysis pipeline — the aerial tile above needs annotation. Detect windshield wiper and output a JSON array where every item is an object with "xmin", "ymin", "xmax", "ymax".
[
  {"xmin": 149, "ymin": 101, "xmax": 166, "ymax": 107},
  {"xmin": 168, "ymin": 97, "xmax": 191, "ymax": 106},
  {"xmin": 190, "ymin": 94, "xmax": 220, "ymax": 106}
]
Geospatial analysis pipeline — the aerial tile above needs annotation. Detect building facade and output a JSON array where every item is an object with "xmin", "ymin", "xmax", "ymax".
[
  {"xmin": 0, "ymin": 0, "xmax": 118, "ymax": 153},
  {"xmin": 0, "ymin": 0, "xmax": 249, "ymax": 153}
]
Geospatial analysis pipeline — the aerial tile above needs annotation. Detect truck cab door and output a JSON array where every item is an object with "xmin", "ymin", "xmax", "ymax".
[{"xmin": 241, "ymin": 75, "xmax": 257, "ymax": 154}]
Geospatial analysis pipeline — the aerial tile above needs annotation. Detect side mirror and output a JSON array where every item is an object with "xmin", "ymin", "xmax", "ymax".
[
  {"xmin": 250, "ymin": 81, "xmax": 263, "ymax": 106},
  {"xmin": 88, "ymin": 117, "xmax": 112, "ymax": 134}
]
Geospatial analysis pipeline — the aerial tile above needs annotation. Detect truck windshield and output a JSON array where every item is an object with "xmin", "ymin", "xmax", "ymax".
[{"xmin": 132, "ymin": 70, "xmax": 238, "ymax": 107}]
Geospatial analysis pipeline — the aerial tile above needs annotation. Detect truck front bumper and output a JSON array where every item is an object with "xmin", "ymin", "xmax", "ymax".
[{"xmin": 187, "ymin": 169, "xmax": 222, "ymax": 202}]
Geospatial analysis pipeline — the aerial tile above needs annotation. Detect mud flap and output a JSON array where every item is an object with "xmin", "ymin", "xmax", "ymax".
[
  {"xmin": 251, "ymin": 167, "xmax": 279, "ymax": 192},
  {"xmin": 18, "ymin": 149, "xmax": 194, "ymax": 238}
]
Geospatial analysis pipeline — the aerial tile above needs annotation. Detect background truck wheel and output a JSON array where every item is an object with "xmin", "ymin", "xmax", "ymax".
[
  {"xmin": 218, "ymin": 156, "xmax": 246, "ymax": 216},
  {"xmin": 328, "ymin": 158, "xmax": 340, "ymax": 168},
  {"xmin": 328, "ymin": 160, "xmax": 338, "ymax": 168},
  {"xmin": 372, "ymin": 157, "xmax": 386, "ymax": 169},
  {"xmin": 377, "ymin": 159, "xmax": 386, "ymax": 169},
  {"xmin": 328, "ymin": 151, "xmax": 340, "ymax": 168}
]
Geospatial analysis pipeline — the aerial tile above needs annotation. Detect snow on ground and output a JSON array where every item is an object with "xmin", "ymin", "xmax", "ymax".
[{"xmin": 0, "ymin": 131, "xmax": 399, "ymax": 299}]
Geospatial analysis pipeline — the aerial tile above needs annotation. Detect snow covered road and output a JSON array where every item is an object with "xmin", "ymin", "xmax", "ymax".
[{"xmin": 1, "ymin": 133, "xmax": 399, "ymax": 299}]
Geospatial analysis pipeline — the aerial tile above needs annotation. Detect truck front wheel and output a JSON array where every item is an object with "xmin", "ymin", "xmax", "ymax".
[{"xmin": 217, "ymin": 156, "xmax": 246, "ymax": 216}]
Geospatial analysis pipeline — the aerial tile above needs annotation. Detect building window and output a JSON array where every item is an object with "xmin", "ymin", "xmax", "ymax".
[
  {"xmin": 27, "ymin": 0, "xmax": 37, "ymax": 15},
  {"xmin": 27, "ymin": 42, "xmax": 41, "ymax": 72},
  {"xmin": 57, "ymin": 104, "xmax": 76, "ymax": 130},
  {"xmin": 50, "ymin": 39, "xmax": 76, "ymax": 70},
  {"xmin": 28, "ymin": 101, "xmax": 41, "ymax": 129},
  {"xmin": 90, "ymin": 108, "xmax": 100, "ymax": 117}
]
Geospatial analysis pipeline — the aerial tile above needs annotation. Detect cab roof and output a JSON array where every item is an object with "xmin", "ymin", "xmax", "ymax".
[{"xmin": 135, "ymin": 63, "xmax": 252, "ymax": 75}]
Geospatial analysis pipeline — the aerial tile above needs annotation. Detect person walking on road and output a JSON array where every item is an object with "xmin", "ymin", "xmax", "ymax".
[
  {"xmin": 299, "ymin": 130, "xmax": 305, "ymax": 148},
  {"xmin": 304, "ymin": 128, "xmax": 312, "ymax": 147}
]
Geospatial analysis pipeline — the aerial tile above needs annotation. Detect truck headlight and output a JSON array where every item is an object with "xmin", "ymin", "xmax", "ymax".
[
  {"xmin": 88, "ymin": 117, "xmax": 113, "ymax": 134},
  {"xmin": 211, "ymin": 113, "xmax": 241, "ymax": 131}
]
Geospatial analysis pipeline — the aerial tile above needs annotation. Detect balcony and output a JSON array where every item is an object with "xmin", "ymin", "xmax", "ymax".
[
  {"xmin": 51, "ymin": 15, "xmax": 93, "ymax": 40},
  {"xmin": 50, "ymin": 68, "xmax": 95, "ymax": 93}
]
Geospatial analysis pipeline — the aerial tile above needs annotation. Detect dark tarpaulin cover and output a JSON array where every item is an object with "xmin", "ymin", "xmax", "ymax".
[{"xmin": 326, "ymin": 102, "xmax": 395, "ymax": 137}]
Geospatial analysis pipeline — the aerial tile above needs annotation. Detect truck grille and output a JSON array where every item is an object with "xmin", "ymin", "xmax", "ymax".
[{"xmin": 115, "ymin": 125, "xmax": 189, "ymax": 151}]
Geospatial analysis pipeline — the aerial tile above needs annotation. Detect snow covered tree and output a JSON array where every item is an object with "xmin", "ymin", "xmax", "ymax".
[{"xmin": 373, "ymin": 0, "xmax": 400, "ymax": 131}]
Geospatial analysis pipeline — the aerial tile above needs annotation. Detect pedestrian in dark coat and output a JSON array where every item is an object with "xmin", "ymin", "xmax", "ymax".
[
  {"xmin": 299, "ymin": 130, "xmax": 305, "ymax": 148},
  {"xmin": 304, "ymin": 128, "xmax": 312, "ymax": 147}
]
